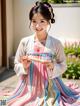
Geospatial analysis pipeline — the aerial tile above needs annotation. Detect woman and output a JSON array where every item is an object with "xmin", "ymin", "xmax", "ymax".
[{"xmin": 2, "ymin": 1, "xmax": 80, "ymax": 106}]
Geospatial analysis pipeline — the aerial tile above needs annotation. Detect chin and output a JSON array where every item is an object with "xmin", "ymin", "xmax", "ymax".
[
  {"xmin": 36, "ymin": 29, "xmax": 45, "ymax": 33},
  {"xmin": 37, "ymin": 31, "xmax": 44, "ymax": 35}
]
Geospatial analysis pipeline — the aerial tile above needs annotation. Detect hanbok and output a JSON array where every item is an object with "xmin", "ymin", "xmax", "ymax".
[{"xmin": 0, "ymin": 35, "xmax": 80, "ymax": 106}]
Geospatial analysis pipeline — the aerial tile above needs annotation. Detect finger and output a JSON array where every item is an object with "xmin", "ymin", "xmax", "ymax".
[
  {"xmin": 49, "ymin": 67, "xmax": 53, "ymax": 71},
  {"xmin": 26, "ymin": 63, "xmax": 31, "ymax": 68},
  {"xmin": 22, "ymin": 56, "xmax": 28, "ymax": 60},
  {"xmin": 46, "ymin": 62, "xmax": 51, "ymax": 67}
]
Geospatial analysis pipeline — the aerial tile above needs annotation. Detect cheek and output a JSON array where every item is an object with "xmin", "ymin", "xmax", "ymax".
[
  {"xmin": 31, "ymin": 24, "xmax": 36, "ymax": 30},
  {"xmin": 43, "ymin": 25, "xmax": 48, "ymax": 30}
]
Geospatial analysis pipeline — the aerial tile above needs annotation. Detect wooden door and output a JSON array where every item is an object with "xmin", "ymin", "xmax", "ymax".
[{"xmin": 0, "ymin": 0, "xmax": 2, "ymax": 67}]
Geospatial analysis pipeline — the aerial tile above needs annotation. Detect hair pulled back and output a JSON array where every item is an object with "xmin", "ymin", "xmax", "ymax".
[{"xmin": 29, "ymin": 1, "xmax": 55, "ymax": 24}]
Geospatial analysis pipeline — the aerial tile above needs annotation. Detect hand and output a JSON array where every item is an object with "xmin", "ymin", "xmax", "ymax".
[
  {"xmin": 20, "ymin": 55, "xmax": 31, "ymax": 70},
  {"xmin": 43, "ymin": 61, "xmax": 54, "ymax": 70}
]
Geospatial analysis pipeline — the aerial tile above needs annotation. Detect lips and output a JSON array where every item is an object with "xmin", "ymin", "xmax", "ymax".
[{"xmin": 35, "ymin": 28, "xmax": 43, "ymax": 31}]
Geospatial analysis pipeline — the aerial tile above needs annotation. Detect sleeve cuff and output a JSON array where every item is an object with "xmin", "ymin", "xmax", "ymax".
[
  {"xmin": 14, "ymin": 63, "xmax": 28, "ymax": 76},
  {"xmin": 47, "ymin": 63, "xmax": 67, "ymax": 79}
]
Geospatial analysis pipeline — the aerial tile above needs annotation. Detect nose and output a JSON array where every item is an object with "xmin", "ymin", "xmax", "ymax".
[{"xmin": 36, "ymin": 23, "xmax": 41, "ymax": 28}]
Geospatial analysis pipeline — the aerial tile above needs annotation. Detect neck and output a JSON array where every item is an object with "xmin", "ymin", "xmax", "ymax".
[{"xmin": 35, "ymin": 32, "xmax": 48, "ymax": 41}]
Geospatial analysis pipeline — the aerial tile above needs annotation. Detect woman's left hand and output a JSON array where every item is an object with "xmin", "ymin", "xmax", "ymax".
[{"xmin": 43, "ymin": 61, "xmax": 54, "ymax": 71}]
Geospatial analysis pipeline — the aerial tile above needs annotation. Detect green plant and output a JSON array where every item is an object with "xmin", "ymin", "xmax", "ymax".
[
  {"xmin": 64, "ymin": 41, "xmax": 80, "ymax": 57},
  {"xmin": 62, "ymin": 41, "xmax": 80, "ymax": 79},
  {"xmin": 41, "ymin": 0, "xmax": 80, "ymax": 4},
  {"xmin": 41, "ymin": 0, "xmax": 64, "ymax": 3},
  {"xmin": 62, "ymin": 59, "xmax": 80, "ymax": 79}
]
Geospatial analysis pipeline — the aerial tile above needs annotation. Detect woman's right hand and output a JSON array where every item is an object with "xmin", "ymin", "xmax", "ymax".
[{"xmin": 20, "ymin": 55, "xmax": 32, "ymax": 70}]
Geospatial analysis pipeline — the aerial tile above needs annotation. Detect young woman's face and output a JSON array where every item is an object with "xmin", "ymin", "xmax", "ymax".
[{"xmin": 31, "ymin": 13, "xmax": 49, "ymax": 34}]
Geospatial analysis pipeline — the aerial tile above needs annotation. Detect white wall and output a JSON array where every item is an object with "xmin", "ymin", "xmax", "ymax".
[
  {"xmin": 0, "ymin": 0, "xmax": 2, "ymax": 67},
  {"xmin": 6, "ymin": 0, "xmax": 14, "ymax": 66},
  {"xmin": 49, "ymin": 6, "xmax": 80, "ymax": 43}
]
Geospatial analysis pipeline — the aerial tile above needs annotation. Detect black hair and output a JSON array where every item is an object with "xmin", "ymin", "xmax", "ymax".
[{"xmin": 29, "ymin": 1, "xmax": 55, "ymax": 24}]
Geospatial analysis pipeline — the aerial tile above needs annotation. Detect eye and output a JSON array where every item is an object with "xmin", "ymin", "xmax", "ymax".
[
  {"xmin": 41, "ymin": 20, "xmax": 45, "ymax": 23},
  {"xmin": 32, "ymin": 20, "xmax": 36, "ymax": 23}
]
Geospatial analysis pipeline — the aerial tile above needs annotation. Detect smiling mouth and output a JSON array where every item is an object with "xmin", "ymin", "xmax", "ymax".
[{"xmin": 36, "ymin": 29, "xmax": 43, "ymax": 31}]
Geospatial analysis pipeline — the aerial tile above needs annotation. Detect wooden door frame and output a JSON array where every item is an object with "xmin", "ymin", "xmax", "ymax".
[{"xmin": 1, "ymin": 0, "xmax": 7, "ymax": 67}]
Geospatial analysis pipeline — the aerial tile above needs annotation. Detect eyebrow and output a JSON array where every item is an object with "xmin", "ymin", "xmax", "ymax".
[{"xmin": 32, "ymin": 19, "xmax": 46, "ymax": 21}]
